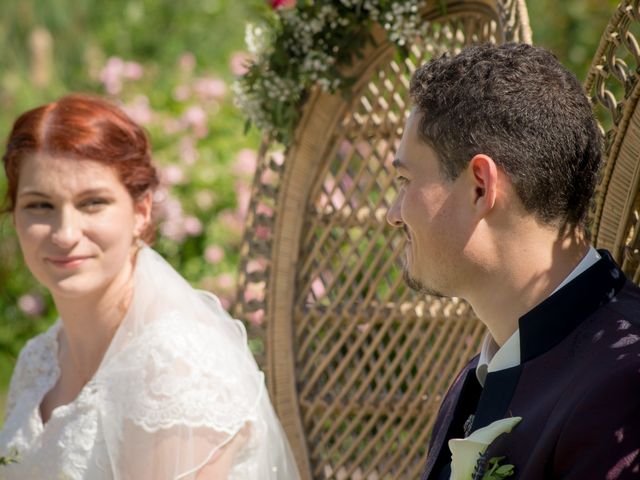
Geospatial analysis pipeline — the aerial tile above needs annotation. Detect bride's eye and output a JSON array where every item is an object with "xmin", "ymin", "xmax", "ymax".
[
  {"xmin": 80, "ymin": 198, "xmax": 110, "ymax": 212},
  {"xmin": 24, "ymin": 201, "xmax": 54, "ymax": 211}
]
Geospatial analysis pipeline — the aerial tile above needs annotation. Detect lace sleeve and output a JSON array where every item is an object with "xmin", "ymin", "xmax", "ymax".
[
  {"xmin": 4, "ymin": 324, "xmax": 59, "ymax": 420},
  {"xmin": 95, "ymin": 247, "xmax": 299, "ymax": 479}
]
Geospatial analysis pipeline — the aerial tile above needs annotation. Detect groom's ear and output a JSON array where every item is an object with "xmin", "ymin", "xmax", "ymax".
[{"xmin": 468, "ymin": 154, "xmax": 498, "ymax": 217}]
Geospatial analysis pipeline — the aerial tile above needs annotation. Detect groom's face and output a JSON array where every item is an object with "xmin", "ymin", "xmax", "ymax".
[{"xmin": 387, "ymin": 111, "xmax": 467, "ymax": 297}]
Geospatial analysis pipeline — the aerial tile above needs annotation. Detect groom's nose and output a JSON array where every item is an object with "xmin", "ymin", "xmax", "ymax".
[{"xmin": 386, "ymin": 194, "xmax": 403, "ymax": 228}]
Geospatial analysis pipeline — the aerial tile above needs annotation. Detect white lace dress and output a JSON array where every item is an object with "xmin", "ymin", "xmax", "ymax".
[{"xmin": 0, "ymin": 248, "xmax": 300, "ymax": 480}]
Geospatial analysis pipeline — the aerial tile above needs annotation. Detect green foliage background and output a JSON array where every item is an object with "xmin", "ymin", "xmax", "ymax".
[{"xmin": 0, "ymin": 0, "xmax": 621, "ymax": 420}]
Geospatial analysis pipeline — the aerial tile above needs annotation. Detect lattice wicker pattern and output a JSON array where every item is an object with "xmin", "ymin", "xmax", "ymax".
[
  {"xmin": 233, "ymin": 1, "xmax": 532, "ymax": 479},
  {"xmin": 294, "ymin": 26, "xmax": 491, "ymax": 478},
  {"xmin": 586, "ymin": 0, "xmax": 640, "ymax": 283}
]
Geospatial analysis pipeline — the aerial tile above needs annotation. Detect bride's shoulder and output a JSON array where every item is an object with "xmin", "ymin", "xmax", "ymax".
[
  {"xmin": 12, "ymin": 320, "xmax": 60, "ymax": 377},
  {"xmin": 6, "ymin": 321, "xmax": 60, "ymax": 415},
  {"xmin": 101, "ymin": 298, "xmax": 263, "ymax": 434}
]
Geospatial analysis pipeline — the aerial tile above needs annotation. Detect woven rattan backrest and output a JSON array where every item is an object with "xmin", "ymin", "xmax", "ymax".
[
  {"xmin": 586, "ymin": 0, "xmax": 640, "ymax": 282},
  {"xmin": 236, "ymin": 1, "xmax": 531, "ymax": 478}
]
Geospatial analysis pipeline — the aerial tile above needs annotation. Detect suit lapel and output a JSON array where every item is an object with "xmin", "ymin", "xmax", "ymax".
[
  {"xmin": 470, "ymin": 365, "xmax": 522, "ymax": 431},
  {"xmin": 422, "ymin": 365, "xmax": 482, "ymax": 480}
]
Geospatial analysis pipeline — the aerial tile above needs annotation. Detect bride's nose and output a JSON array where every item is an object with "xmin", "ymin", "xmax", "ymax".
[{"xmin": 51, "ymin": 207, "xmax": 82, "ymax": 248}]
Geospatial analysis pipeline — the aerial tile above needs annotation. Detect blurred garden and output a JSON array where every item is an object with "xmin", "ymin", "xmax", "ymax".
[{"xmin": 0, "ymin": 0, "xmax": 620, "ymax": 420}]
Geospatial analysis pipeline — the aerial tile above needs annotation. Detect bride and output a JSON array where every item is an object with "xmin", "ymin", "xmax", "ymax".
[{"xmin": 0, "ymin": 94, "xmax": 300, "ymax": 479}]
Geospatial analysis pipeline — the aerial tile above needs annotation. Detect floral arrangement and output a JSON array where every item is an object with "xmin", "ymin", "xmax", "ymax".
[{"xmin": 234, "ymin": 0, "xmax": 438, "ymax": 144}]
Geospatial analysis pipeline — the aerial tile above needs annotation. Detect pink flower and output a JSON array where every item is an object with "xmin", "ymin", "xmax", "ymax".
[
  {"xmin": 122, "ymin": 61, "xmax": 144, "ymax": 80},
  {"xmin": 246, "ymin": 258, "xmax": 267, "ymax": 273},
  {"xmin": 195, "ymin": 190, "xmax": 214, "ymax": 210},
  {"xmin": 182, "ymin": 105, "xmax": 208, "ymax": 138},
  {"xmin": 219, "ymin": 210, "xmax": 244, "ymax": 236},
  {"xmin": 99, "ymin": 57, "xmax": 144, "ymax": 95},
  {"xmin": 18, "ymin": 293, "xmax": 45, "ymax": 316},
  {"xmin": 173, "ymin": 85, "xmax": 191, "ymax": 102},
  {"xmin": 193, "ymin": 77, "xmax": 227, "ymax": 101},
  {"xmin": 100, "ymin": 57, "xmax": 125, "ymax": 95},
  {"xmin": 233, "ymin": 149, "xmax": 257, "ymax": 176},
  {"xmin": 162, "ymin": 165, "xmax": 185, "ymax": 185},
  {"xmin": 178, "ymin": 52, "xmax": 196, "ymax": 72},
  {"xmin": 179, "ymin": 136, "xmax": 199, "ymax": 165},
  {"xmin": 216, "ymin": 273, "xmax": 235, "ymax": 290},
  {"xmin": 123, "ymin": 95, "xmax": 153, "ymax": 125},
  {"xmin": 270, "ymin": 0, "xmax": 296, "ymax": 9},
  {"xmin": 235, "ymin": 181, "xmax": 251, "ymax": 218},
  {"xmin": 247, "ymin": 310, "xmax": 265, "ymax": 327},
  {"xmin": 205, "ymin": 245, "xmax": 224, "ymax": 264},
  {"xmin": 229, "ymin": 51, "xmax": 252, "ymax": 76},
  {"xmin": 183, "ymin": 216, "xmax": 203, "ymax": 236}
]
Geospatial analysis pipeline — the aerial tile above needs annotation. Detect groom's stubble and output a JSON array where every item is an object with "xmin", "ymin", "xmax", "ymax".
[{"xmin": 401, "ymin": 260, "xmax": 446, "ymax": 298}]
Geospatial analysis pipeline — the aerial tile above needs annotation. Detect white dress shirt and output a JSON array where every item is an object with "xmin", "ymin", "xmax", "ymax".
[{"xmin": 475, "ymin": 247, "xmax": 601, "ymax": 386}]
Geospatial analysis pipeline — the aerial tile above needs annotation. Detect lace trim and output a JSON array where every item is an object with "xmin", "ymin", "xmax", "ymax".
[{"xmin": 99, "ymin": 312, "xmax": 264, "ymax": 434}]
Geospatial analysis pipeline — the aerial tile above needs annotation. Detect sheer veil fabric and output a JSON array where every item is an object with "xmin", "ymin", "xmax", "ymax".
[{"xmin": 89, "ymin": 246, "xmax": 299, "ymax": 479}]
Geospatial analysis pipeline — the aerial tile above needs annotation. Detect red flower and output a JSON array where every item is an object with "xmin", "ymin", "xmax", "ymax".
[{"xmin": 270, "ymin": 0, "xmax": 296, "ymax": 9}]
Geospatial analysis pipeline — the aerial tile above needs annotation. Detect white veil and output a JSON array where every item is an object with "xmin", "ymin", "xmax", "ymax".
[{"xmin": 94, "ymin": 247, "xmax": 300, "ymax": 479}]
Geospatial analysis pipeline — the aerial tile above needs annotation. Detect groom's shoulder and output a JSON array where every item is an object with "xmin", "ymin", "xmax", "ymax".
[{"xmin": 605, "ymin": 279, "xmax": 640, "ymax": 327}]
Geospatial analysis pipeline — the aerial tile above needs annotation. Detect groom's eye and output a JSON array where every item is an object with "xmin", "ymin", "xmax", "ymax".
[{"xmin": 397, "ymin": 176, "xmax": 409, "ymax": 186}]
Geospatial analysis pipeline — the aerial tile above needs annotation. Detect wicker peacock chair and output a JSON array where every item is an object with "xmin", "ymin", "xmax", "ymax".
[
  {"xmin": 235, "ymin": 1, "xmax": 532, "ymax": 479},
  {"xmin": 587, "ymin": 0, "xmax": 640, "ymax": 277}
]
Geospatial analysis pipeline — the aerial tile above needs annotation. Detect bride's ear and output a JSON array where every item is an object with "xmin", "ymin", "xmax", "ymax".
[{"xmin": 133, "ymin": 191, "xmax": 153, "ymax": 239}]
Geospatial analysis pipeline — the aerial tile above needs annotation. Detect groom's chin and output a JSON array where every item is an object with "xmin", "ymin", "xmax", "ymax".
[{"xmin": 402, "ymin": 269, "xmax": 445, "ymax": 297}]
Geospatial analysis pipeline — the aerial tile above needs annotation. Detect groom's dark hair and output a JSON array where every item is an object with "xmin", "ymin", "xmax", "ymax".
[{"xmin": 409, "ymin": 42, "xmax": 601, "ymax": 228}]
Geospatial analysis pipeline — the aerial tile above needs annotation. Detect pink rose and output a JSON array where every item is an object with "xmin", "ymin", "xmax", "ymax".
[{"xmin": 270, "ymin": 0, "xmax": 296, "ymax": 9}]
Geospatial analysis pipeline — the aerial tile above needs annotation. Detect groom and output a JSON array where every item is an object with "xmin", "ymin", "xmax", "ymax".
[{"xmin": 387, "ymin": 43, "xmax": 640, "ymax": 479}]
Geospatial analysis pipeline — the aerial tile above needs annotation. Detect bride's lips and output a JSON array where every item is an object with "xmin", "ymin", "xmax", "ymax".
[{"xmin": 45, "ymin": 255, "xmax": 93, "ymax": 269}]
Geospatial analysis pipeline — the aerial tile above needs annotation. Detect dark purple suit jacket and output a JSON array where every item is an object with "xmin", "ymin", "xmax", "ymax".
[{"xmin": 421, "ymin": 251, "xmax": 640, "ymax": 479}]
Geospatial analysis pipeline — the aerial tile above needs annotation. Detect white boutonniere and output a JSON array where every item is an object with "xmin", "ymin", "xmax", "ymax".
[{"xmin": 449, "ymin": 416, "xmax": 521, "ymax": 480}]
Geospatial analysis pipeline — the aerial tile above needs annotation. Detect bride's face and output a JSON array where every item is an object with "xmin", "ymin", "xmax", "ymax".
[{"xmin": 13, "ymin": 153, "xmax": 151, "ymax": 299}]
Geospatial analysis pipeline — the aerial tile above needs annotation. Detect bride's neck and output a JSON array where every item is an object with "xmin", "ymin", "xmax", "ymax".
[{"xmin": 53, "ymin": 262, "xmax": 135, "ymax": 382}]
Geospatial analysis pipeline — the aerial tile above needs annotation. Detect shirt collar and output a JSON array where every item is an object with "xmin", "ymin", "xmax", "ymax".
[{"xmin": 476, "ymin": 246, "xmax": 602, "ymax": 385}]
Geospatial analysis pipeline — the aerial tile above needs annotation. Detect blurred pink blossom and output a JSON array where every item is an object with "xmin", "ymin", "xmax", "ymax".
[
  {"xmin": 247, "ymin": 310, "xmax": 265, "ymax": 327},
  {"xmin": 244, "ymin": 285, "xmax": 264, "ymax": 302},
  {"xmin": 184, "ymin": 216, "xmax": 203, "ymax": 236},
  {"xmin": 123, "ymin": 95, "xmax": 153, "ymax": 125},
  {"xmin": 205, "ymin": 245, "xmax": 224, "ymax": 264},
  {"xmin": 233, "ymin": 149, "xmax": 257, "ymax": 176},
  {"xmin": 182, "ymin": 105, "xmax": 208, "ymax": 138},
  {"xmin": 216, "ymin": 273, "xmax": 235, "ymax": 290},
  {"xmin": 270, "ymin": 0, "xmax": 296, "ymax": 9},
  {"xmin": 122, "ymin": 61, "xmax": 143, "ymax": 80},
  {"xmin": 255, "ymin": 204, "xmax": 273, "ymax": 217},
  {"xmin": 271, "ymin": 151, "xmax": 285, "ymax": 165},
  {"xmin": 179, "ymin": 52, "xmax": 196, "ymax": 72},
  {"xmin": 173, "ymin": 85, "xmax": 191, "ymax": 102},
  {"xmin": 179, "ymin": 136, "xmax": 199, "ymax": 165},
  {"xmin": 18, "ymin": 293, "xmax": 45, "ymax": 316},
  {"xmin": 311, "ymin": 278, "xmax": 326, "ymax": 299},
  {"xmin": 195, "ymin": 190, "xmax": 214, "ymax": 210},
  {"xmin": 219, "ymin": 210, "xmax": 244, "ymax": 235},
  {"xmin": 99, "ymin": 57, "xmax": 144, "ymax": 95},
  {"xmin": 255, "ymin": 225, "xmax": 270, "ymax": 240},
  {"xmin": 219, "ymin": 295, "xmax": 232, "ymax": 310},
  {"xmin": 229, "ymin": 51, "xmax": 252, "ymax": 76},
  {"xmin": 355, "ymin": 140, "xmax": 372, "ymax": 159},
  {"xmin": 235, "ymin": 181, "xmax": 251, "ymax": 218},
  {"xmin": 162, "ymin": 165, "xmax": 185, "ymax": 185},
  {"xmin": 193, "ymin": 77, "xmax": 227, "ymax": 101},
  {"xmin": 247, "ymin": 258, "xmax": 267, "ymax": 273}
]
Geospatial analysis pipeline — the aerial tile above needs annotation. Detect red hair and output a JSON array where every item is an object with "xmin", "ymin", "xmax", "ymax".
[{"xmin": 2, "ymin": 94, "xmax": 159, "ymax": 243}]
